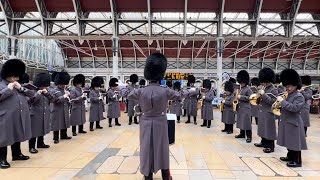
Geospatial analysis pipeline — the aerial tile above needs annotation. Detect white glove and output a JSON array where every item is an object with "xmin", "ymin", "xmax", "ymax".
[
  {"xmin": 202, "ymin": 96, "xmax": 206, "ymax": 99},
  {"xmin": 14, "ymin": 82, "xmax": 22, "ymax": 89},
  {"xmin": 277, "ymin": 96, "xmax": 284, "ymax": 102},
  {"xmin": 81, "ymin": 94, "xmax": 86, "ymax": 98},
  {"xmin": 258, "ymin": 90, "xmax": 265, "ymax": 95},
  {"xmin": 65, "ymin": 91, "xmax": 70, "ymax": 96},
  {"xmin": 113, "ymin": 94, "xmax": 117, "ymax": 98},
  {"xmin": 7, "ymin": 83, "xmax": 15, "ymax": 90},
  {"xmin": 63, "ymin": 94, "xmax": 69, "ymax": 99},
  {"xmin": 222, "ymin": 100, "xmax": 225, "ymax": 103},
  {"xmin": 37, "ymin": 90, "xmax": 43, "ymax": 94},
  {"xmin": 238, "ymin": 95, "xmax": 241, "ymax": 99},
  {"xmin": 42, "ymin": 89, "xmax": 48, "ymax": 94},
  {"xmin": 99, "ymin": 96, "xmax": 103, "ymax": 100}
]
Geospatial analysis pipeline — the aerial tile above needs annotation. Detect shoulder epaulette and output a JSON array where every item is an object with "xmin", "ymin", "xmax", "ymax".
[{"xmin": 160, "ymin": 85, "xmax": 168, "ymax": 88}]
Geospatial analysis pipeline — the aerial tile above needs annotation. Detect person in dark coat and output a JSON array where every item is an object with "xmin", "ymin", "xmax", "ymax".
[
  {"xmin": 127, "ymin": 53, "xmax": 191, "ymax": 180},
  {"xmin": 170, "ymin": 81, "xmax": 182, "ymax": 123},
  {"xmin": 107, "ymin": 78, "xmax": 121, "ymax": 127},
  {"xmin": 235, "ymin": 70, "xmax": 253, "ymax": 143},
  {"xmin": 254, "ymin": 68, "xmax": 278, "ymax": 153},
  {"xmin": 123, "ymin": 74, "xmax": 140, "ymax": 125},
  {"xmin": 50, "ymin": 72, "xmax": 72, "ymax": 144},
  {"xmin": 221, "ymin": 81, "xmax": 235, "ymax": 134},
  {"xmin": 300, "ymin": 75, "xmax": 312, "ymax": 136},
  {"xmin": 185, "ymin": 75, "xmax": 200, "ymax": 125},
  {"xmin": 0, "ymin": 59, "xmax": 33, "ymax": 169},
  {"xmin": 250, "ymin": 77, "xmax": 260, "ymax": 125},
  {"xmin": 139, "ymin": 79, "xmax": 146, "ymax": 88},
  {"xmin": 70, "ymin": 74, "xmax": 87, "ymax": 136},
  {"xmin": 200, "ymin": 79, "xmax": 214, "ymax": 128},
  {"xmin": 28, "ymin": 73, "xmax": 53, "ymax": 154},
  {"xmin": 182, "ymin": 82, "xmax": 190, "ymax": 117},
  {"xmin": 277, "ymin": 69, "xmax": 307, "ymax": 168},
  {"xmin": 89, "ymin": 76, "xmax": 104, "ymax": 131}
]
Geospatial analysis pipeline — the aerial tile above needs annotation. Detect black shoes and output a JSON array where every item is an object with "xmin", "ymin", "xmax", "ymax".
[
  {"xmin": 280, "ymin": 157, "xmax": 291, "ymax": 162},
  {"xmin": 263, "ymin": 148, "xmax": 274, "ymax": 153},
  {"xmin": 129, "ymin": 121, "xmax": 132, "ymax": 125},
  {"xmin": 235, "ymin": 134, "xmax": 245, "ymax": 138},
  {"xmin": 96, "ymin": 126, "xmax": 103, "ymax": 129},
  {"xmin": 177, "ymin": 120, "xmax": 180, "ymax": 123},
  {"xmin": 246, "ymin": 138, "xmax": 252, "ymax": 143},
  {"xmin": 73, "ymin": 132, "xmax": 77, "ymax": 136},
  {"xmin": 194, "ymin": 121, "xmax": 197, "ymax": 125},
  {"xmin": 115, "ymin": 123, "xmax": 121, "ymax": 126},
  {"xmin": 54, "ymin": 140, "xmax": 59, "ymax": 144},
  {"xmin": 221, "ymin": 129, "xmax": 227, "ymax": 132},
  {"xmin": 109, "ymin": 124, "xmax": 112, "ymax": 127},
  {"xmin": 90, "ymin": 128, "xmax": 94, "ymax": 131},
  {"xmin": 0, "ymin": 160, "xmax": 10, "ymax": 169},
  {"xmin": 61, "ymin": 136, "xmax": 72, "ymax": 140},
  {"xmin": 254, "ymin": 143, "xmax": 264, "ymax": 147},
  {"xmin": 29, "ymin": 148, "xmax": 38, "ymax": 154},
  {"xmin": 12, "ymin": 154, "xmax": 30, "ymax": 161},
  {"xmin": 185, "ymin": 121, "xmax": 191, "ymax": 124},
  {"xmin": 227, "ymin": 131, "xmax": 233, "ymax": 134},
  {"xmin": 79, "ymin": 130, "xmax": 87, "ymax": 134},
  {"xmin": 287, "ymin": 161, "xmax": 302, "ymax": 167},
  {"xmin": 201, "ymin": 124, "xmax": 207, "ymax": 127},
  {"xmin": 37, "ymin": 144, "xmax": 50, "ymax": 149}
]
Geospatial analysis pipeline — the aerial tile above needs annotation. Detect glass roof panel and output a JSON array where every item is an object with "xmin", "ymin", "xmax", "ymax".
[
  {"xmin": 153, "ymin": 23, "xmax": 183, "ymax": 34},
  {"xmin": 223, "ymin": 13, "xmax": 248, "ymax": 20},
  {"xmin": 25, "ymin": 12, "xmax": 41, "ymax": 19},
  {"xmin": 223, "ymin": 23, "xmax": 251, "ymax": 35},
  {"xmin": 119, "ymin": 23, "xmax": 148, "ymax": 35},
  {"xmin": 187, "ymin": 12, "xmax": 216, "ymax": 20},
  {"xmin": 294, "ymin": 24, "xmax": 319, "ymax": 36},
  {"xmin": 120, "ymin": 12, "xmax": 148, "ymax": 19},
  {"xmin": 186, "ymin": 23, "xmax": 216, "ymax": 35},
  {"xmin": 52, "ymin": 23, "xmax": 78, "ymax": 34},
  {"xmin": 19, "ymin": 22, "xmax": 42, "ymax": 35},
  {"xmin": 296, "ymin": 13, "xmax": 313, "ymax": 20},
  {"xmin": 88, "ymin": 12, "xmax": 112, "ymax": 19},
  {"xmin": 85, "ymin": 23, "xmax": 113, "ymax": 35},
  {"xmin": 56, "ymin": 12, "xmax": 76, "ymax": 19},
  {"xmin": 258, "ymin": 24, "xmax": 284, "ymax": 36},
  {"xmin": 153, "ymin": 12, "xmax": 183, "ymax": 20},
  {"xmin": 260, "ymin": 13, "xmax": 281, "ymax": 20}
]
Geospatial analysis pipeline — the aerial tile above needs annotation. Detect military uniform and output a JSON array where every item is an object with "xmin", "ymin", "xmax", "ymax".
[
  {"xmin": 221, "ymin": 81, "xmax": 235, "ymax": 134},
  {"xmin": 89, "ymin": 76, "xmax": 105, "ymax": 131},
  {"xmin": 200, "ymin": 80, "xmax": 214, "ymax": 128},
  {"xmin": 107, "ymin": 78, "xmax": 121, "ymax": 127},
  {"xmin": 300, "ymin": 76, "xmax": 312, "ymax": 136}
]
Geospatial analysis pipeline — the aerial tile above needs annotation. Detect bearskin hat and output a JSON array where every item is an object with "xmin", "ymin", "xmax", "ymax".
[
  {"xmin": 54, "ymin": 72, "xmax": 70, "ymax": 85},
  {"xmin": 33, "ymin": 73, "xmax": 50, "ymax": 87},
  {"xmin": 188, "ymin": 75, "xmax": 196, "ymax": 84},
  {"xmin": 91, "ymin": 76, "xmax": 104, "ymax": 88},
  {"xmin": 166, "ymin": 80, "xmax": 172, "ymax": 88},
  {"xmin": 275, "ymin": 74, "xmax": 281, "ymax": 84},
  {"xmin": 224, "ymin": 81, "xmax": 234, "ymax": 93},
  {"xmin": 139, "ymin": 79, "xmax": 146, "ymax": 86},
  {"xmin": 250, "ymin": 77, "xmax": 260, "ymax": 86},
  {"xmin": 73, "ymin": 74, "xmax": 85, "ymax": 87},
  {"xmin": 229, "ymin": 77, "xmax": 236, "ymax": 84},
  {"xmin": 144, "ymin": 53, "xmax": 167, "ymax": 81},
  {"xmin": 174, "ymin": 81, "xmax": 181, "ymax": 90},
  {"xmin": 280, "ymin": 69, "xmax": 302, "ymax": 89},
  {"xmin": 19, "ymin": 73, "xmax": 30, "ymax": 84},
  {"xmin": 203, "ymin": 79, "xmax": 211, "ymax": 89},
  {"xmin": 0, "ymin": 59, "xmax": 26, "ymax": 80},
  {"xmin": 300, "ymin": 75, "xmax": 311, "ymax": 86},
  {"xmin": 130, "ymin": 74, "xmax": 139, "ymax": 84},
  {"xmin": 109, "ymin": 78, "xmax": 118, "ymax": 87},
  {"xmin": 51, "ymin": 72, "xmax": 58, "ymax": 82},
  {"xmin": 258, "ymin": 68, "xmax": 275, "ymax": 83},
  {"xmin": 236, "ymin": 70, "xmax": 250, "ymax": 85}
]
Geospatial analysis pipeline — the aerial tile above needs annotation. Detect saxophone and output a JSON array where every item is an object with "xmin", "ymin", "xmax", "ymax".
[
  {"xmin": 232, "ymin": 89, "xmax": 240, "ymax": 112},
  {"xmin": 219, "ymin": 97, "xmax": 225, "ymax": 112}
]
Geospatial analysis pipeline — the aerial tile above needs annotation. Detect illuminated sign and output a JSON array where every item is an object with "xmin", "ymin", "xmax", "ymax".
[{"xmin": 164, "ymin": 73, "xmax": 192, "ymax": 80}]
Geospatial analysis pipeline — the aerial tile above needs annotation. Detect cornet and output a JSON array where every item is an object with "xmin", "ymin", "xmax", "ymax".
[
  {"xmin": 249, "ymin": 86, "xmax": 265, "ymax": 106},
  {"xmin": 271, "ymin": 92, "xmax": 288, "ymax": 116},
  {"xmin": 299, "ymin": 84, "xmax": 319, "ymax": 92}
]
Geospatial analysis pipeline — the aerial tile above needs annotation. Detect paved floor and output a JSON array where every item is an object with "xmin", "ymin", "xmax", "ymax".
[{"xmin": 1, "ymin": 109, "xmax": 320, "ymax": 180}]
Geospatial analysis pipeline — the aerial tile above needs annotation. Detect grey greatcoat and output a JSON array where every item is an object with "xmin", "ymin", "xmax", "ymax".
[
  {"xmin": 277, "ymin": 91, "xmax": 307, "ymax": 151},
  {"xmin": 169, "ymin": 90, "xmax": 182, "ymax": 116},
  {"xmin": 185, "ymin": 87, "xmax": 200, "ymax": 116},
  {"xmin": 300, "ymin": 88, "xmax": 312, "ymax": 127},
  {"xmin": 29, "ymin": 91, "xmax": 53, "ymax": 138},
  {"xmin": 107, "ymin": 88, "xmax": 121, "ymax": 119},
  {"xmin": 251, "ymin": 88, "xmax": 259, "ymax": 118},
  {"xmin": 222, "ymin": 94, "xmax": 235, "ymax": 124},
  {"xmin": 236, "ymin": 86, "xmax": 253, "ymax": 130},
  {"xmin": 127, "ymin": 83, "xmax": 187, "ymax": 176},
  {"xmin": 89, "ymin": 89, "xmax": 104, "ymax": 122},
  {"xmin": 0, "ymin": 80, "xmax": 34, "ymax": 147},
  {"xmin": 201, "ymin": 89, "xmax": 214, "ymax": 121},
  {"xmin": 70, "ymin": 87, "xmax": 86, "ymax": 126},
  {"xmin": 50, "ymin": 87, "xmax": 70, "ymax": 131},
  {"xmin": 257, "ymin": 85, "xmax": 278, "ymax": 140},
  {"xmin": 277, "ymin": 86, "xmax": 286, "ymax": 94},
  {"xmin": 123, "ymin": 84, "xmax": 139, "ymax": 116}
]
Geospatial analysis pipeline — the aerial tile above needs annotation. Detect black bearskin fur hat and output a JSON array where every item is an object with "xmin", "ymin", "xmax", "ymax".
[
  {"xmin": 300, "ymin": 75, "xmax": 311, "ymax": 86},
  {"xmin": 34, "ymin": 73, "xmax": 50, "ymax": 87},
  {"xmin": 19, "ymin": 73, "xmax": 30, "ymax": 84},
  {"xmin": 109, "ymin": 78, "xmax": 118, "ymax": 87},
  {"xmin": 166, "ymin": 80, "xmax": 172, "ymax": 88},
  {"xmin": 91, "ymin": 76, "xmax": 104, "ymax": 88},
  {"xmin": 174, "ymin": 81, "xmax": 181, "ymax": 90},
  {"xmin": 203, "ymin": 79, "xmax": 211, "ymax": 89},
  {"xmin": 188, "ymin": 75, "xmax": 196, "ymax": 84},
  {"xmin": 144, "ymin": 53, "xmax": 167, "ymax": 81},
  {"xmin": 73, "ymin": 74, "xmax": 85, "ymax": 87},
  {"xmin": 51, "ymin": 72, "xmax": 58, "ymax": 82},
  {"xmin": 259, "ymin": 68, "xmax": 275, "ymax": 83},
  {"xmin": 229, "ymin": 77, "xmax": 236, "ymax": 84},
  {"xmin": 280, "ymin": 69, "xmax": 302, "ymax": 89},
  {"xmin": 250, "ymin": 77, "xmax": 260, "ymax": 86},
  {"xmin": 139, "ymin": 79, "xmax": 146, "ymax": 86},
  {"xmin": 0, "ymin": 59, "xmax": 26, "ymax": 80},
  {"xmin": 275, "ymin": 74, "xmax": 281, "ymax": 84},
  {"xmin": 130, "ymin": 74, "xmax": 139, "ymax": 84},
  {"xmin": 54, "ymin": 72, "xmax": 70, "ymax": 85},
  {"xmin": 236, "ymin": 70, "xmax": 250, "ymax": 85},
  {"xmin": 224, "ymin": 81, "xmax": 234, "ymax": 93}
]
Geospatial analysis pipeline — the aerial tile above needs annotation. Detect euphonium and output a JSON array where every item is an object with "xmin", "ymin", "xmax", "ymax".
[
  {"xmin": 233, "ymin": 89, "xmax": 239, "ymax": 112},
  {"xmin": 271, "ymin": 92, "xmax": 288, "ymax": 116},
  {"xmin": 249, "ymin": 86, "xmax": 265, "ymax": 106}
]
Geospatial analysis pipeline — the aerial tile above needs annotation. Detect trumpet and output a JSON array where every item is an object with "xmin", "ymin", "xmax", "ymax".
[
  {"xmin": 233, "ymin": 89, "xmax": 240, "ymax": 112},
  {"xmin": 299, "ymin": 84, "xmax": 319, "ymax": 92},
  {"xmin": 312, "ymin": 93, "xmax": 320, "ymax": 100},
  {"xmin": 249, "ymin": 86, "xmax": 265, "ymax": 106},
  {"xmin": 271, "ymin": 92, "xmax": 288, "ymax": 116}
]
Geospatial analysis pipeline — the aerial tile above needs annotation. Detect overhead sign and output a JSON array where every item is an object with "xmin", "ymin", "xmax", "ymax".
[{"xmin": 164, "ymin": 73, "xmax": 192, "ymax": 80}]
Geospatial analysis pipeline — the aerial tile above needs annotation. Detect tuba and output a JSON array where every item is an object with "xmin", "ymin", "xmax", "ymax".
[
  {"xmin": 233, "ymin": 89, "xmax": 240, "ymax": 112},
  {"xmin": 271, "ymin": 92, "xmax": 288, "ymax": 116},
  {"xmin": 249, "ymin": 86, "xmax": 265, "ymax": 106}
]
